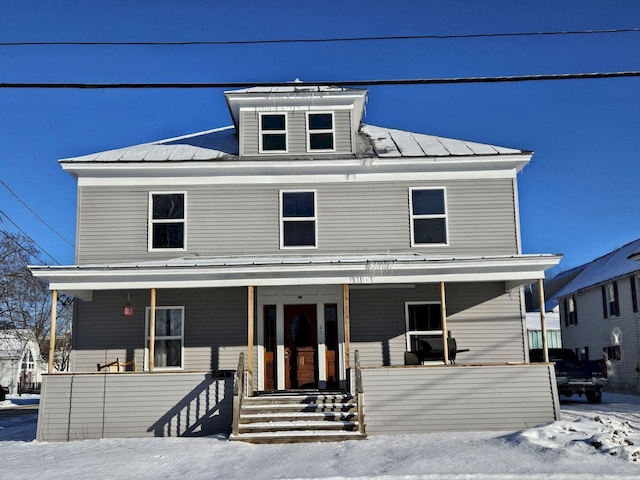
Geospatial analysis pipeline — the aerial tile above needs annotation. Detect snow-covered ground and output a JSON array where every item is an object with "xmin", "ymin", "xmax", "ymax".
[{"xmin": 1, "ymin": 393, "xmax": 640, "ymax": 479}]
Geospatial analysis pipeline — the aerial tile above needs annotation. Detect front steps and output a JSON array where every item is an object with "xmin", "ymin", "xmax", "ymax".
[{"xmin": 229, "ymin": 392, "xmax": 366, "ymax": 443}]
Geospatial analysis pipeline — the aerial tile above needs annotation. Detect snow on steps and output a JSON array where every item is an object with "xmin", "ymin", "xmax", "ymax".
[{"xmin": 230, "ymin": 392, "xmax": 367, "ymax": 444}]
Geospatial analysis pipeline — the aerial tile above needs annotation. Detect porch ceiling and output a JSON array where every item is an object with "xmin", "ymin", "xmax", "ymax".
[{"xmin": 30, "ymin": 253, "xmax": 562, "ymax": 301}]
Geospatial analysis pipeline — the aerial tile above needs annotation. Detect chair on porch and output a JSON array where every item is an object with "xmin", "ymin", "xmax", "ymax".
[
  {"xmin": 405, "ymin": 337, "xmax": 469, "ymax": 365},
  {"xmin": 97, "ymin": 358, "xmax": 136, "ymax": 372}
]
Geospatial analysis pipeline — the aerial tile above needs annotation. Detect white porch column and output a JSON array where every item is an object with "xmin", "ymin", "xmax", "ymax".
[
  {"xmin": 538, "ymin": 278, "xmax": 549, "ymax": 363},
  {"xmin": 247, "ymin": 285, "xmax": 254, "ymax": 395},
  {"xmin": 149, "ymin": 288, "xmax": 156, "ymax": 372},
  {"xmin": 48, "ymin": 289, "xmax": 57, "ymax": 374},
  {"xmin": 440, "ymin": 282, "xmax": 450, "ymax": 365},
  {"xmin": 343, "ymin": 284, "xmax": 351, "ymax": 368}
]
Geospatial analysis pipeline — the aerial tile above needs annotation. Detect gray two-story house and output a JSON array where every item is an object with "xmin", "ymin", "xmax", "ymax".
[{"xmin": 31, "ymin": 85, "xmax": 561, "ymax": 442}]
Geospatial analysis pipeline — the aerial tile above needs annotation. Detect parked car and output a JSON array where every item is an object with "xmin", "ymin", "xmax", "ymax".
[
  {"xmin": 0, "ymin": 385, "xmax": 7, "ymax": 402},
  {"xmin": 530, "ymin": 348, "xmax": 608, "ymax": 403}
]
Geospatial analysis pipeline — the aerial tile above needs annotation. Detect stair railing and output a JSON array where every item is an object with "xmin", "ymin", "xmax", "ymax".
[
  {"xmin": 232, "ymin": 352, "xmax": 246, "ymax": 436},
  {"xmin": 354, "ymin": 349, "xmax": 365, "ymax": 435}
]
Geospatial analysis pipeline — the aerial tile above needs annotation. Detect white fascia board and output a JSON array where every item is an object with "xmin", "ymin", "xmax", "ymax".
[
  {"xmin": 33, "ymin": 255, "xmax": 561, "ymax": 293},
  {"xmin": 66, "ymin": 155, "xmax": 530, "ymax": 186}
]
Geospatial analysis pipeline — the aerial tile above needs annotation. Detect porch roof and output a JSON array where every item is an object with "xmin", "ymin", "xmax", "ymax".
[{"xmin": 31, "ymin": 253, "xmax": 562, "ymax": 301}]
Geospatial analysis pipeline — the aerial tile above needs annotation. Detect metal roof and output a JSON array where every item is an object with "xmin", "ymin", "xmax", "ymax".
[
  {"xmin": 554, "ymin": 238, "xmax": 640, "ymax": 298},
  {"xmin": 225, "ymin": 85, "xmax": 359, "ymax": 94},
  {"xmin": 60, "ymin": 124, "xmax": 526, "ymax": 163}
]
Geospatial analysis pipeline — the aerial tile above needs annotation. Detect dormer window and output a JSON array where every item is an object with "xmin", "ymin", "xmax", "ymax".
[
  {"xmin": 307, "ymin": 112, "xmax": 334, "ymax": 151},
  {"xmin": 260, "ymin": 113, "xmax": 287, "ymax": 153}
]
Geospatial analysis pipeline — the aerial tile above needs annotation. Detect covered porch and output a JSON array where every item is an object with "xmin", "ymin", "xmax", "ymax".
[{"xmin": 31, "ymin": 252, "xmax": 561, "ymax": 441}]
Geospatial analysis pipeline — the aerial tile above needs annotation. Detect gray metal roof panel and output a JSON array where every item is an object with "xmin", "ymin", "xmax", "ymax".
[
  {"xmin": 61, "ymin": 124, "xmax": 525, "ymax": 164},
  {"xmin": 554, "ymin": 238, "xmax": 640, "ymax": 298}
]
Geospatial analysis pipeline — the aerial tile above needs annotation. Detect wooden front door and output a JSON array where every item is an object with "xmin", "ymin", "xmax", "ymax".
[{"xmin": 284, "ymin": 304, "xmax": 318, "ymax": 389}]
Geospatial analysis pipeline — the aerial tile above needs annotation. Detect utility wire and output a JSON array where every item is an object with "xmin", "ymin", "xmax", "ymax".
[
  {"xmin": 0, "ymin": 111, "xmax": 75, "ymax": 205},
  {"xmin": 0, "ymin": 178, "xmax": 74, "ymax": 247},
  {"xmin": 0, "ymin": 147, "xmax": 75, "ymax": 226},
  {"xmin": 0, "ymin": 228, "xmax": 45, "ymax": 266},
  {"xmin": 1, "ymin": 27, "xmax": 639, "ymax": 46},
  {"xmin": 1, "ymin": 46, "xmax": 73, "ymax": 157},
  {"xmin": 0, "ymin": 210, "xmax": 60, "ymax": 265},
  {"xmin": 1, "ymin": 71, "xmax": 640, "ymax": 89}
]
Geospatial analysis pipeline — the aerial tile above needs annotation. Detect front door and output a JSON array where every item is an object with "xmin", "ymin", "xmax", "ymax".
[{"xmin": 284, "ymin": 304, "xmax": 318, "ymax": 389}]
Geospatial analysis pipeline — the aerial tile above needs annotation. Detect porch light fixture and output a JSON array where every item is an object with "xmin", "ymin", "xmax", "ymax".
[{"xmin": 123, "ymin": 294, "xmax": 134, "ymax": 317}]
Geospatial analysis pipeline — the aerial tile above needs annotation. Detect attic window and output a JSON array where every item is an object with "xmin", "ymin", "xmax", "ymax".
[
  {"xmin": 260, "ymin": 113, "xmax": 287, "ymax": 152},
  {"xmin": 307, "ymin": 113, "xmax": 334, "ymax": 151}
]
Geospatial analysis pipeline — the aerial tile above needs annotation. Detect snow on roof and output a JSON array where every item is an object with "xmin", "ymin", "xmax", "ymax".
[
  {"xmin": 225, "ymin": 85, "xmax": 360, "ymax": 94},
  {"xmin": 554, "ymin": 238, "xmax": 640, "ymax": 298},
  {"xmin": 60, "ymin": 124, "xmax": 526, "ymax": 163}
]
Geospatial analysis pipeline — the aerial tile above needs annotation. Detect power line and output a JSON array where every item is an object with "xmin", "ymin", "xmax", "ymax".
[
  {"xmin": 0, "ymin": 210, "xmax": 60, "ymax": 265},
  {"xmin": 1, "ymin": 46, "xmax": 74, "ymax": 157},
  {"xmin": 0, "ymin": 228, "xmax": 45, "ymax": 266},
  {"xmin": 0, "ymin": 110, "xmax": 76, "ymax": 205},
  {"xmin": 1, "ymin": 27, "xmax": 639, "ymax": 46},
  {"xmin": 0, "ymin": 146, "xmax": 75, "ymax": 226},
  {"xmin": 1, "ymin": 71, "xmax": 640, "ymax": 89},
  {"xmin": 0, "ymin": 178, "xmax": 74, "ymax": 247}
]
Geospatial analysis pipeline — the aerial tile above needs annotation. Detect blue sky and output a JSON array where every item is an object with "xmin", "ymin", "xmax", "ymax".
[{"xmin": 0, "ymin": 1, "xmax": 639, "ymax": 270}]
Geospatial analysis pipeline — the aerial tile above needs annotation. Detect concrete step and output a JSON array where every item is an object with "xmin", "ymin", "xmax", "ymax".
[
  {"xmin": 238, "ymin": 420, "xmax": 358, "ymax": 433},
  {"xmin": 240, "ymin": 411, "xmax": 357, "ymax": 424},
  {"xmin": 229, "ymin": 429, "xmax": 367, "ymax": 444}
]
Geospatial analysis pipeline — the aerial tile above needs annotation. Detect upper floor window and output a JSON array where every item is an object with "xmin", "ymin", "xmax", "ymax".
[
  {"xmin": 405, "ymin": 302, "xmax": 442, "ymax": 352},
  {"xmin": 564, "ymin": 295, "xmax": 578, "ymax": 326},
  {"xmin": 631, "ymin": 274, "xmax": 639, "ymax": 313},
  {"xmin": 260, "ymin": 113, "xmax": 287, "ymax": 152},
  {"xmin": 280, "ymin": 190, "xmax": 317, "ymax": 248},
  {"xmin": 602, "ymin": 281, "xmax": 619, "ymax": 319},
  {"xmin": 149, "ymin": 193, "xmax": 185, "ymax": 251},
  {"xmin": 307, "ymin": 113, "xmax": 334, "ymax": 151},
  {"xmin": 409, "ymin": 188, "xmax": 448, "ymax": 246}
]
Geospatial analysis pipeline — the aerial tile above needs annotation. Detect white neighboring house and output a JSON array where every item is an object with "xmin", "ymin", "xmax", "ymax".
[
  {"xmin": 526, "ymin": 311, "xmax": 561, "ymax": 350},
  {"xmin": 0, "ymin": 330, "xmax": 46, "ymax": 395}
]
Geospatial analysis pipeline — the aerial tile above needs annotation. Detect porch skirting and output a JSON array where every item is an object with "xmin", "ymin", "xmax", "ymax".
[
  {"xmin": 36, "ymin": 372, "xmax": 233, "ymax": 442},
  {"xmin": 358, "ymin": 363, "xmax": 560, "ymax": 435}
]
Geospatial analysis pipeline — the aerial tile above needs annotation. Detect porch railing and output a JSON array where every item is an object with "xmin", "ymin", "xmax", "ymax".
[
  {"xmin": 232, "ymin": 352, "xmax": 247, "ymax": 436},
  {"xmin": 354, "ymin": 350, "xmax": 365, "ymax": 435}
]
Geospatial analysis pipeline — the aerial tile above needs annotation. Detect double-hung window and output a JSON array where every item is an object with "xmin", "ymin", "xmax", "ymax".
[
  {"xmin": 146, "ymin": 306, "xmax": 184, "ymax": 370},
  {"xmin": 564, "ymin": 295, "xmax": 578, "ymax": 326},
  {"xmin": 260, "ymin": 113, "xmax": 287, "ymax": 152},
  {"xmin": 602, "ymin": 281, "xmax": 619, "ymax": 318},
  {"xmin": 149, "ymin": 193, "xmax": 185, "ymax": 250},
  {"xmin": 307, "ymin": 112, "xmax": 334, "ymax": 151},
  {"xmin": 280, "ymin": 190, "xmax": 317, "ymax": 248},
  {"xmin": 405, "ymin": 302, "xmax": 442, "ymax": 352},
  {"xmin": 410, "ymin": 187, "xmax": 448, "ymax": 246}
]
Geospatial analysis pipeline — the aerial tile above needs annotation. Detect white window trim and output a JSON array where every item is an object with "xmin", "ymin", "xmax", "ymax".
[
  {"xmin": 148, "ymin": 191, "xmax": 187, "ymax": 253},
  {"xmin": 259, "ymin": 112, "xmax": 288, "ymax": 154},
  {"xmin": 409, "ymin": 187, "xmax": 449, "ymax": 247},
  {"xmin": 144, "ymin": 306, "xmax": 185, "ymax": 371},
  {"xmin": 306, "ymin": 111, "xmax": 335, "ymax": 153},
  {"xmin": 279, "ymin": 189, "xmax": 318, "ymax": 249},
  {"xmin": 405, "ymin": 301, "xmax": 443, "ymax": 350}
]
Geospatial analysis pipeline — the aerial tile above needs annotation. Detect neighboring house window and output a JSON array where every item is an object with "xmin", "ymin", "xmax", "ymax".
[
  {"xmin": 603, "ymin": 345, "xmax": 621, "ymax": 361},
  {"xmin": 149, "ymin": 193, "xmax": 185, "ymax": 250},
  {"xmin": 409, "ymin": 188, "xmax": 448, "ymax": 246},
  {"xmin": 601, "ymin": 281, "xmax": 620, "ymax": 318},
  {"xmin": 307, "ymin": 112, "xmax": 334, "ymax": 151},
  {"xmin": 146, "ymin": 306, "xmax": 184, "ymax": 369},
  {"xmin": 575, "ymin": 346, "xmax": 589, "ymax": 361},
  {"xmin": 631, "ymin": 274, "xmax": 639, "ymax": 313},
  {"xmin": 564, "ymin": 295, "xmax": 578, "ymax": 326},
  {"xmin": 405, "ymin": 302, "xmax": 442, "ymax": 351},
  {"xmin": 260, "ymin": 113, "xmax": 287, "ymax": 152},
  {"xmin": 280, "ymin": 190, "xmax": 317, "ymax": 248}
]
